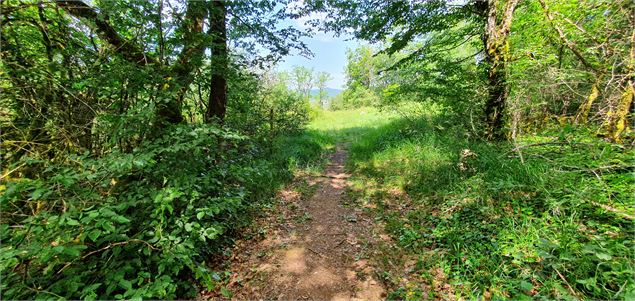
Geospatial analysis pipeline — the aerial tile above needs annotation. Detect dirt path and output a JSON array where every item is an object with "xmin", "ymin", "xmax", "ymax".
[{"xmin": 219, "ymin": 145, "xmax": 385, "ymax": 300}]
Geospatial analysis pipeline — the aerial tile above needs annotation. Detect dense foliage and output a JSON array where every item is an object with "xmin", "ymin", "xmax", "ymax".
[
  {"xmin": 320, "ymin": 0, "xmax": 633, "ymax": 142},
  {"xmin": 1, "ymin": 0, "xmax": 633, "ymax": 299},
  {"xmin": 0, "ymin": 0, "xmax": 316, "ymax": 299},
  {"xmin": 3, "ymin": 126, "xmax": 259, "ymax": 298}
]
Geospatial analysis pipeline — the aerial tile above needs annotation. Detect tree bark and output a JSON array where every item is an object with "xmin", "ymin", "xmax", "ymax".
[
  {"xmin": 479, "ymin": 0, "xmax": 519, "ymax": 141},
  {"xmin": 606, "ymin": 25, "xmax": 635, "ymax": 142},
  {"xmin": 206, "ymin": 0, "xmax": 228, "ymax": 123},
  {"xmin": 484, "ymin": 53, "xmax": 508, "ymax": 141}
]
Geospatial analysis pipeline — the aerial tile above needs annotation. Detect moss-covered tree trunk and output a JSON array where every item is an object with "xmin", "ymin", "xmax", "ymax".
[
  {"xmin": 163, "ymin": 0, "xmax": 206, "ymax": 125},
  {"xmin": 606, "ymin": 27, "xmax": 635, "ymax": 142},
  {"xmin": 484, "ymin": 43, "xmax": 509, "ymax": 141},
  {"xmin": 480, "ymin": 0, "xmax": 519, "ymax": 141}
]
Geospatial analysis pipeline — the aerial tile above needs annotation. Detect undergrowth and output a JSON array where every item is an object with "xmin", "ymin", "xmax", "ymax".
[
  {"xmin": 323, "ymin": 105, "xmax": 634, "ymax": 300},
  {"xmin": 0, "ymin": 124, "xmax": 327, "ymax": 300}
]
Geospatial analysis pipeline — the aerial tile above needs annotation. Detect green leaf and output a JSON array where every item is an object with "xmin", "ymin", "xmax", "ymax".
[
  {"xmin": 102, "ymin": 221, "xmax": 116, "ymax": 232},
  {"xmin": 623, "ymin": 288, "xmax": 635, "ymax": 300},
  {"xmin": 197, "ymin": 211, "xmax": 205, "ymax": 220},
  {"xmin": 64, "ymin": 245, "xmax": 85, "ymax": 257},
  {"xmin": 31, "ymin": 188, "xmax": 47, "ymax": 200},
  {"xmin": 595, "ymin": 252, "xmax": 612, "ymax": 261},
  {"xmin": 88, "ymin": 229, "xmax": 102, "ymax": 242},
  {"xmin": 66, "ymin": 218, "xmax": 80, "ymax": 226},
  {"xmin": 119, "ymin": 279, "xmax": 132, "ymax": 291},
  {"xmin": 99, "ymin": 207, "xmax": 116, "ymax": 217},
  {"xmin": 520, "ymin": 280, "xmax": 533, "ymax": 292},
  {"xmin": 82, "ymin": 283, "xmax": 101, "ymax": 301},
  {"xmin": 113, "ymin": 215, "xmax": 130, "ymax": 223},
  {"xmin": 576, "ymin": 277, "xmax": 597, "ymax": 290},
  {"xmin": 220, "ymin": 287, "xmax": 232, "ymax": 298}
]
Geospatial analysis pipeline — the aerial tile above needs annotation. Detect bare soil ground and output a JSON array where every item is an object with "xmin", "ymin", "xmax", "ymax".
[{"xmin": 216, "ymin": 145, "xmax": 386, "ymax": 300}]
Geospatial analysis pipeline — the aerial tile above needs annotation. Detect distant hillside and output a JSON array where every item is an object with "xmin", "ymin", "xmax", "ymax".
[{"xmin": 310, "ymin": 87, "xmax": 342, "ymax": 99}]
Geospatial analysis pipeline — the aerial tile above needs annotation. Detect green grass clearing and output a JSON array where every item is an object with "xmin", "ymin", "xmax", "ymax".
[{"xmin": 308, "ymin": 104, "xmax": 634, "ymax": 300}]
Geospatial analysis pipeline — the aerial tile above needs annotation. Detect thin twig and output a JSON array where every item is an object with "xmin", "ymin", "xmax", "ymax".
[
  {"xmin": 0, "ymin": 162, "xmax": 27, "ymax": 181},
  {"xmin": 82, "ymin": 239, "xmax": 157, "ymax": 260},
  {"xmin": 555, "ymin": 268, "xmax": 580, "ymax": 299},
  {"xmin": 307, "ymin": 247, "xmax": 326, "ymax": 258},
  {"xmin": 56, "ymin": 239, "xmax": 157, "ymax": 275},
  {"xmin": 590, "ymin": 201, "xmax": 635, "ymax": 220}
]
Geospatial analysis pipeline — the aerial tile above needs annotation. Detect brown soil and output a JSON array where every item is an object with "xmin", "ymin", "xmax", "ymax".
[{"xmin": 214, "ymin": 145, "xmax": 385, "ymax": 300}]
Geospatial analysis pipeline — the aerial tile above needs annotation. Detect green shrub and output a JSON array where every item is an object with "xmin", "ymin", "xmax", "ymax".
[
  {"xmin": 330, "ymin": 86, "xmax": 380, "ymax": 110},
  {"xmin": 0, "ymin": 124, "xmax": 284, "ymax": 299},
  {"xmin": 226, "ymin": 71, "xmax": 311, "ymax": 139}
]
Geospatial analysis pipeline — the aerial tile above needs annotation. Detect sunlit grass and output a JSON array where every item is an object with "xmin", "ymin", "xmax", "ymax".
[
  {"xmin": 311, "ymin": 105, "xmax": 635, "ymax": 300},
  {"xmin": 308, "ymin": 107, "xmax": 398, "ymax": 143}
]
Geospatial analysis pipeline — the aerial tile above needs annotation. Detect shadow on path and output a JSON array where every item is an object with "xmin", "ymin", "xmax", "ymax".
[{"xmin": 221, "ymin": 145, "xmax": 385, "ymax": 300}]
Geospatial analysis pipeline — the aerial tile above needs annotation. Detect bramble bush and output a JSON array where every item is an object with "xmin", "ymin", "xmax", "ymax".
[{"xmin": 0, "ymin": 124, "xmax": 293, "ymax": 299}]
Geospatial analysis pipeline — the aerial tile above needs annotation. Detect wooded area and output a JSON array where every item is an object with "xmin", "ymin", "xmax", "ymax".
[{"xmin": 1, "ymin": 0, "xmax": 633, "ymax": 300}]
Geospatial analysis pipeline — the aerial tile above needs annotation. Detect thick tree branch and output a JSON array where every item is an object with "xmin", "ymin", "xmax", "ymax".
[
  {"xmin": 56, "ymin": 0, "xmax": 156, "ymax": 66},
  {"xmin": 538, "ymin": 0, "xmax": 598, "ymax": 72},
  {"xmin": 498, "ymin": 0, "xmax": 519, "ymax": 37},
  {"xmin": 171, "ymin": 0, "xmax": 206, "ymax": 82}
]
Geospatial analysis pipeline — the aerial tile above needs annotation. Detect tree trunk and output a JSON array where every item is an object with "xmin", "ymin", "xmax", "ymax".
[
  {"xmin": 157, "ymin": 0, "xmax": 165, "ymax": 64},
  {"xmin": 606, "ymin": 26, "xmax": 635, "ymax": 142},
  {"xmin": 161, "ymin": 0, "xmax": 206, "ymax": 126},
  {"xmin": 206, "ymin": 0, "xmax": 228, "ymax": 123},
  {"xmin": 479, "ymin": 0, "xmax": 519, "ymax": 141},
  {"xmin": 319, "ymin": 87, "xmax": 326, "ymax": 108},
  {"xmin": 484, "ymin": 53, "xmax": 508, "ymax": 141}
]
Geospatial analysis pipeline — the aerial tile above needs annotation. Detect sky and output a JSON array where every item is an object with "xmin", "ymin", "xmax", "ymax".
[{"xmin": 275, "ymin": 19, "xmax": 359, "ymax": 90}]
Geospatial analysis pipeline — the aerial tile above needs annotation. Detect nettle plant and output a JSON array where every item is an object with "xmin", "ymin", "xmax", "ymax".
[{"xmin": 0, "ymin": 124, "xmax": 276, "ymax": 299}]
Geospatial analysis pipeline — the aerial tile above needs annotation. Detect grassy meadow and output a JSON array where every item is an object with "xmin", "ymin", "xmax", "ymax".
[{"xmin": 307, "ymin": 104, "xmax": 634, "ymax": 300}]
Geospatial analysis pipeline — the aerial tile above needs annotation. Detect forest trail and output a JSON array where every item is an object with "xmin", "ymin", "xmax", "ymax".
[{"xmin": 221, "ymin": 145, "xmax": 385, "ymax": 300}]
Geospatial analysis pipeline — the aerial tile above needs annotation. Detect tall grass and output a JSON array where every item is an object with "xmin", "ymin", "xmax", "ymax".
[
  {"xmin": 312, "ymin": 104, "xmax": 634, "ymax": 300},
  {"xmin": 273, "ymin": 129, "xmax": 333, "ymax": 174},
  {"xmin": 308, "ymin": 107, "xmax": 397, "ymax": 143}
]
